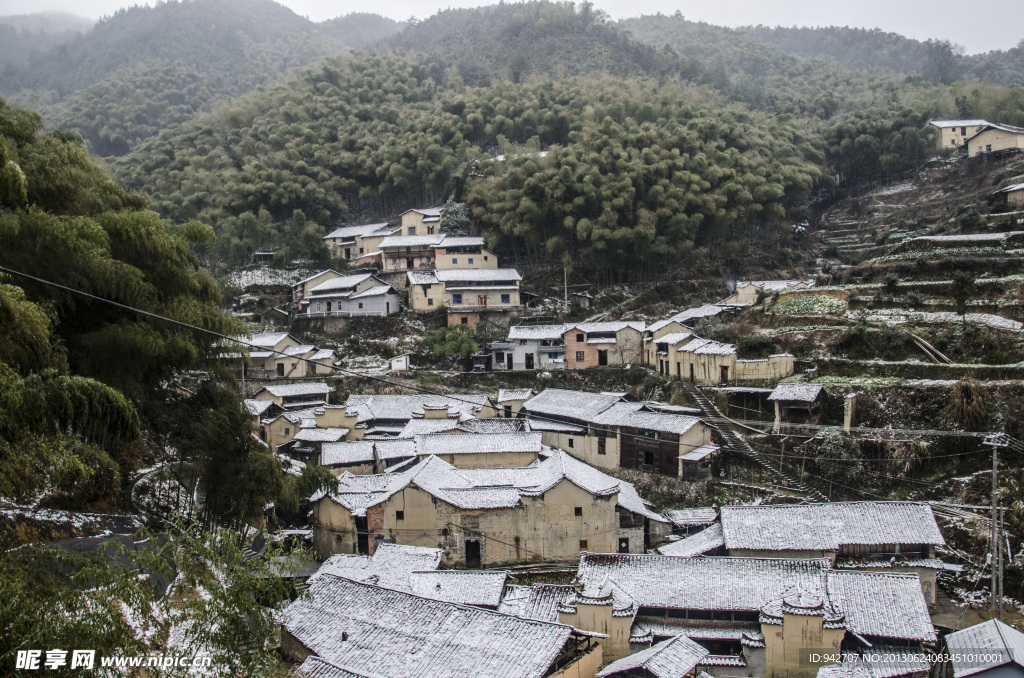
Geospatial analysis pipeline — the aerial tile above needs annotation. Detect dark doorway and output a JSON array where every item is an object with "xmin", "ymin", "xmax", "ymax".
[
  {"xmin": 720, "ymin": 365, "xmax": 729, "ymax": 383},
  {"xmin": 598, "ymin": 350, "xmax": 608, "ymax": 366},
  {"xmin": 506, "ymin": 354, "xmax": 513, "ymax": 369},
  {"xmin": 276, "ymin": 363, "xmax": 285, "ymax": 376},
  {"xmin": 355, "ymin": 516, "xmax": 369, "ymax": 555},
  {"xmin": 465, "ymin": 539, "xmax": 481, "ymax": 569},
  {"xmin": 345, "ymin": 247, "xmax": 351, "ymax": 259},
  {"xmin": 690, "ymin": 364, "xmax": 695, "ymax": 382},
  {"xmin": 525, "ymin": 353, "xmax": 534, "ymax": 369},
  {"xmin": 386, "ymin": 302, "xmax": 390, "ymax": 314},
  {"xmin": 406, "ymin": 258, "xmax": 414, "ymax": 269},
  {"xmin": 618, "ymin": 538, "xmax": 629, "ymax": 554}
]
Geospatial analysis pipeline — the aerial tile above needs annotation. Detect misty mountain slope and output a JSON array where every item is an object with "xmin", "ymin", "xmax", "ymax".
[{"xmin": 0, "ymin": 11, "xmax": 94, "ymax": 72}]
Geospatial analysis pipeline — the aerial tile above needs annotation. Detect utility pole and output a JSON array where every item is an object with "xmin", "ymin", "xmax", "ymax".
[{"xmin": 985, "ymin": 433, "xmax": 1009, "ymax": 616}]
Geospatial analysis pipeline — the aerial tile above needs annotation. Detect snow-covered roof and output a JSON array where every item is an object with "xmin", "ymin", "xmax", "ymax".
[
  {"xmin": 946, "ymin": 619, "xmax": 1024, "ymax": 678},
  {"xmin": 593, "ymin": 402, "xmax": 703, "ymax": 436},
  {"xmin": 283, "ymin": 344, "xmax": 316, "ymax": 356},
  {"xmin": 656, "ymin": 523, "xmax": 725, "ymax": 557},
  {"xmin": 824, "ymin": 570, "xmax": 936, "ymax": 641},
  {"xmin": 434, "ymin": 268, "xmax": 522, "ymax": 283},
  {"xmin": 292, "ymin": 270, "xmax": 342, "ymax": 287},
  {"xmin": 508, "ymin": 324, "xmax": 570, "ymax": 340},
  {"xmin": 680, "ymin": 444, "xmax": 719, "ymax": 461},
  {"xmin": 929, "ymin": 119, "xmax": 988, "ymax": 127},
  {"xmin": 665, "ymin": 508, "xmax": 718, "ymax": 527},
  {"xmin": 498, "ymin": 584, "xmax": 575, "ymax": 623},
  {"xmin": 435, "ymin": 236, "xmax": 485, "ymax": 248},
  {"xmin": 415, "ymin": 432, "xmax": 543, "ymax": 456},
  {"xmin": 244, "ymin": 399, "xmax": 276, "ymax": 416},
  {"xmin": 971, "ymin": 122, "xmax": 1024, "ymax": 137},
  {"xmin": 292, "ymin": 428, "xmax": 348, "ymax": 443},
  {"xmin": 406, "ymin": 270, "xmax": 438, "ymax": 285},
  {"xmin": 736, "ymin": 280, "xmax": 816, "ymax": 291},
  {"xmin": 522, "ymin": 388, "xmax": 623, "ymax": 422},
  {"xmin": 719, "ymin": 502, "xmax": 945, "ymax": 551},
  {"xmin": 654, "ymin": 331, "xmax": 694, "ymax": 345},
  {"xmin": 310, "ymin": 348, "xmax": 336, "ymax": 361},
  {"xmin": 323, "ymin": 222, "xmax": 391, "ymax": 240},
  {"xmin": 239, "ymin": 331, "xmax": 292, "ymax": 348},
  {"xmin": 308, "ymin": 274, "xmax": 375, "ymax": 294},
  {"xmin": 408, "ymin": 570, "xmax": 509, "ymax": 607},
  {"xmin": 646, "ymin": 318, "xmax": 683, "ymax": 334},
  {"xmin": 280, "ymin": 575, "xmax": 575, "ymax": 678},
  {"xmin": 396, "ymin": 418, "xmax": 463, "ymax": 438},
  {"xmin": 258, "ymin": 383, "xmax": 333, "ymax": 398},
  {"xmin": 379, "ymin": 234, "xmax": 446, "ymax": 249},
  {"xmin": 671, "ymin": 305, "xmax": 727, "ymax": 323},
  {"xmin": 344, "ymin": 394, "xmax": 489, "ymax": 423},
  {"xmin": 458, "ymin": 417, "xmax": 530, "ymax": 434},
  {"xmin": 768, "ymin": 383, "xmax": 824, "ymax": 402},
  {"xmin": 295, "ymin": 656, "xmax": 372, "ymax": 678},
  {"xmin": 316, "ymin": 450, "xmax": 663, "ymax": 521},
  {"xmin": 677, "ymin": 338, "xmax": 736, "ymax": 355},
  {"xmin": 573, "ymin": 321, "xmax": 646, "ymax": 333},
  {"xmin": 309, "ymin": 542, "xmax": 441, "ymax": 589},
  {"xmin": 402, "ymin": 207, "xmax": 443, "ymax": 218},
  {"xmin": 528, "ymin": 419, "xmax": 586, "ymax": 434},
  {"xmin": 321, "ymin": 441, "xmax": 376, "ymax": 467},
  {"xmin": 498, "ymin": 388, "xmax": 534, "ymax": 403},
  {"xmin": 995, "ymin": 182, "xmax": 1024, "ymax": 194},
  {"xmin": 350, "ymin": 285, "xmax": 396, "ymax": 299},
  {"xmin": 597, "ymin": 635, "xmax": 709, "ymax": 678},
  {"xmin": 816, "ymin": 647, "xmax": 933, "ymax": 678}
]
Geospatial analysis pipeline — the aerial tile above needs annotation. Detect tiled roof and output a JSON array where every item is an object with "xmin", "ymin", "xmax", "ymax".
[
  {"xmin": 310, "ymin": 348, "xmax": 336, "ymax": 361},
  {"xmin": 680, "ymin": 444, "xmax": 718, "ymax": 461},
  {"xmin": 295, "ymin": 656, "xmax": 373, "ymax": 678},
  {"xmin": 597, "ymin": 635, "xmax": 709, "ymax": 678},
  {"xmin": 670, "ymin": 305, "xmax": 726, "ymax": 323},
  {"xmin": 973, "ymin": 122, "xmax": 1024, "ymax": 136},
  {"xmin": 434, "ymin": 268, "xmax": 522, "ymax": 283},
  {"xmin": 528, "ymin": 419, "xmax": 585, "ymax": 433},
  {"xmin": 435, "ymin": 236, "xmax": 484, "ymax": 248},
  {"xmin": 403, "ymin": 207, "xmax": 443, "ymax": 217},
  {"xmin": 646, "ymin": 318, "xmax": 682, "ymax": 333},
  {"xmin": 946, "ymin": 619, "xmax": 1024, "ymax": 678},
  {"xmin": 593, "ymin": 402, "xmax": 703, "ymax": 435},
  {"xmin": 815, "ymin": 646, "xmax": 932, "ymax": 678},
  {"xmin": 498, "ymin": 584, "xmax": 574, "ymax": 623},
  {"xmin": 457, "ymin": 418, "xmax": 530, "ymax": 434},
  {"xmin": 350, "ymin": 285, "xmax": 396, "ymax": 299},
  {"xmin": 497, "ymin": 388, "xmax": 534, "ymax": 403},
  {"xmin": 824, "ymin": 570, "xmax": 936, "ymax": 641},
  {"xmin": 414, "ymin": 432, "xmax": 543, "ymax": 455},
  {"xmin": 309, "ymin": 274, "xmax": 375, "ymax": 294},
  {"xmin": 406, "ymin": 270, "xmax": 438, "ymax": 285},
  {"xmin": 768, "ymin": 383, "xmax": 824, "ymax": 402},
  {"xmin": 408, "ymin": 570, "xmax": 508, "ymax": 607},
  {"xmin": 522, "ymin": 388, "xmax": 623, "ymax": 422},
  {"xmin": 656, "ymin": 523, "xmax": 724, "ymax": 557},
  {"xmin": 344, "ymin": 394, "xmax": 489, "ymax": 423},
  {"xmin": 665, "ymin": 508, "xmax": 718, "ymax": 526},
  {"xmin": 321, "ymin": 441, "xmax": 376, "ymax": 467},
  {"xmin": 293, "ymin": 428, "xmax": 348, "ymax": 443},
  {"xmin": 736, "ymin": 280, "xmax": 816, "ymax": 291},
  {"xmin": 508, "ymin": 325, "xmax": 570, "ymax": 340},
  {"xmin": 379, "ymin": 234, "xmax": 446, "ymax": 248},
  {"xmin": 677, "ymin": 338, "xmax": 736, "ymax": 355},
  {"xmin": 259, "ymin": 382, "xmax": 333, "ymax": 398},
  {"xmin": 719, "ymin": 502, "xmax": 945, "ymax": 551},
  {"xmin": 244, "ymin": 399, "xmax": 276, "ymax": 416},
  {"xmin": 309, "ymin": 542, "xmax": 442, "ymax": 591},
  {"xmin": 654, "ymin": 331, "xmax": 694, "ymax": 345},
  {"xmin": 240, "ymin": 331, "xmax": 292, "ymax": 348},
  {"xmin": 396, "ymin": 418, "xmax": 463, "ymax": 438},
  {"xmin": 281, "ymin": 575, "xmax": 574, "ymax": 678},
  {"xmin": 929, "ymin": 119, "xmax": 988, "ymax": 127},
  {"xmin": 293, "ymin": 270, "xmax": 342, "ymax": 287},
  {"xmin": 283, "ymin": 344, "xmax": 316, "ymax": 356},
  {"xmin": 573, "ymin": 321, "xmax": 646, "ymax": 333},
  {"xmin": 323, "ymin": 222, "xmax": 391, "ymax": 240}
]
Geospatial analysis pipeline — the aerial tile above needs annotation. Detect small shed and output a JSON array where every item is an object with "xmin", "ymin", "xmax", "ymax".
[
  {"xmin": 995, "ymin": 182, "xmax": 1024, "ymax": 209},
  {"xmin": 390, "ymin": 354, "xmax": 411, "ymax": 372},
  {"xmin": 664, "ymin": 507, "xmax": 718, "ymax": 536},
  {"xmin": 768, "ymin": 383, "xmax": 824, "ymax": 434},
  {"xmin": 260, "ymin": 307, "xmax": 289, "ymax": 328},
  {"xmin": 573, "ymin": 292, "xmax": 593, "ymax": 309},
  {"xmin": 678, "ymin": 444, "xmax": 718, "ymax": 481}
]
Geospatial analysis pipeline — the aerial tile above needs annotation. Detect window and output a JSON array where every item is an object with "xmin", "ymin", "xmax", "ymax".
[
  {"xmin": 484, "ymin": 256, "xmax": 488, "ymax": 261},
  {"xmin": 987, "ymin": 144, "xmax": 993, "ymax": 151},
  {"xmin": 359, "ymin": 247, "xmax": 364, "ymax": 254},
  {"xmin": 579, "ymin": 540, "xmax": 588, "ymax": 550},
  {"xmin": 468, "ymin": 258, "xmax": 474, "ymax": 264},
  {"xmin": 452, "ymin": 258, "xmax": 458, "ymax": 264},
  {"xmin": 391, "ymin": 258, "xmax": 398, "ymax": 265},
  {"xmin": 453, "ymin": 293, "xmax": 463, "ymax": 304},
  {"xmin": 284, "ymin": 427, "xmax": 290, "ymax": 435},
  {"xmin": 501, "ymin": 294, "xmax": 511, "ymax": 304},
  {"xmin": 408, "ymin": 227, "xmax": 416, "ymax": 235},
  {"xmin": 428, "ymin": 298, "xmax": 434, "ymax": 306},
  {"xmin": 548, "ymin": 352, "xmax": 558, "ymax": 359},
  {"xmin": 574, "ymin": 506, "xmax": 583, "ymax": 517},
  {"xmin": 396, "ymin": 511, "xmax": 405, "ymax": 521},
  {"xmin": 568, "ymin": 438, "xmax": 575, "ymax": 448},
  {"xmin": 326, "ymin": 301, "xmax": 332, "ymax": 312},
  {"xmin": 598, "ymin": 438, "xmax": 606, "ymax": 455},
  {"xmin": 358, "ymin": 302, "xmax": 364, "ymax": 309},
  {"xmin": 576, "ymin": 333, "xmax": 584, "ymax": 342},
  {"xmin": 519, "ymin": 340, "xmax": 527, "ymax": 346},
  {"xmin": 961, "ymin": 126, "xmax": 967, "ymax": 135},
  {"xmin": 460, "ymin": 317, "xmax": 469, "ymax": 325},
  {"xmin": 427, "ymin": 226, "xmax": 434, "ymax": 234},
  {"xmin": 575, "ymin": 351, "xmax": 585, "ymax": 362}
]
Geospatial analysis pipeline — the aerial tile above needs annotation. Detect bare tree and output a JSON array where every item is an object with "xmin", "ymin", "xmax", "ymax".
[{"xmin": 924, "ymin": 39, "xmax": 966, "ymax": 85}]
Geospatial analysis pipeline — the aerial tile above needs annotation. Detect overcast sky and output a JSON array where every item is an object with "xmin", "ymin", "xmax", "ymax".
[{"xmin": 2, "ymin": 0, "xmax": 1021, "ymax": 54}]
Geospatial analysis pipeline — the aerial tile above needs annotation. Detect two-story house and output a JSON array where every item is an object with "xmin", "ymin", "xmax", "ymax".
[
  {"xmin": 322, "ymin": 222, "xmax": 399, "ymax": 262},
  {"xmin": 563, "ymin": 322, "xmax": 646, "ymax": 369},
  {"xmin": 304, "ymin": 273, "xmax": 400, "ymax": 317},
  {"xmin": 929, "ymin": 118, "xmax": 989, "ymax": 150}
]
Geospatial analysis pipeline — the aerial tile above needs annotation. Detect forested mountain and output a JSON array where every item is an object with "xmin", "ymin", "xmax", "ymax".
[
  {"xmin": 0, "ymin": 0, "xmax": 401, "ymax": 155},
  {"xmin": 0, "ymin": 12, "xmax": 93, "ymax": 72}
]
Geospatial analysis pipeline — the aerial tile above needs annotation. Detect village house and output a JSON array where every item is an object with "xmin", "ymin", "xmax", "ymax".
[
  {"xmin": 498, "ymin": 388, "xmax": 534, "ymax": 417},
  {"xmin": 671, "ymin": 304, "xmax": 737, "ymax": 328},
  {"xmin": 673, "ymin": 338, "xmax": 795, "ymax": 385},
  {"xmin": 280, "ymin": 574, "xmax": 603, "ymax": 678},
  {"xmin": 994, "ymin": 182, "xmax": 1024, "ymax": 209},
  {"xmin": 322, "ymin": 222, "xmax": 399, "ymax": 262},
  {"xmin": 520, "ymin": 389, "xmax": 714, "ymax": 478},
  {"xmin": 646, "ymin": 330, "xmax": 695, "ymax": 377},
  {"xmin": 662, "ymin": 502, "xmax": 946, "ymax": 604},
  {"xmin": 967, "ymin": 122, "xmax": 1024, "ymax": 157},
  {"xmin": 292, "ymin": 270, "xmax": 343, "ymax": 304},
  {"xmin": 722, "ymin": 280, "xmax": 816, "ymax": 306},
  {"xmin": 564, "ymin": 322, "xmax": 646, "ymax": 369},
  {"xmin": 946, "ymin": 619, "xmax": 1024, "ymax": 678},
  {"xmin": 320, "ymin": 431, "xmax": 549, "ymax": 473},
  {"xmin": 406, "ymin": 268, "xmax": 523, "ymax": 327},
  {"xmin": 400, "ymin": 206, "xmax": 443, "ymax": 234},
  {"xmin": 929, "ymin": 119, "xmax": 989, "ymax": 150},
  {"xmin": 644, "ymin": 318, "xmax": 690, "ymax": 343},
  {"xmin": 261, "ymin": 403, "xmax": 361, "ymax": 451},
  {"xmin": 558, "ymin": 552, "xmax": 936, "ymax": 673},
  {"xmin": 254, "ymin": 382, "xmax": 334, "ymax": 409},
  {"xmin": 244, "ymin": 398, "xmax": 282, "ymax": 433},
  {"xmin": 597, "ymin": 635, "xmax": 710, "ymax": 678},
  {"xmin": 379, "ymin": 233, "xmax": 445, "ymax": 272},
  {"xmin": 768, "ymin": 383, "xmax": 824, "ymax": 433},
  {"xmin": 433, "ymin": 235, "xmax": 498, "ymax": 269},
  {"xmin": 259, "ymin": 306, "xmax": 289, "ymax": 328},
  {"xmin": 493, "ymin": 325, "xmax": 570, "ymax": 370},
  {"xmin": 343, "ymin": 393, "xmax": 496, "ymax": 438},
  {"xmin": 225, "ymin": 331, "xmax": 298, "ymax": 378},
  {"xmin": 309, "ymin": 449, "xmax": 669, "ymax": 564},
  {"xmin": 303, "ymin": 273, "xmax": 401, "ymax": 317},
  {"xmin": 665, "ymin": 507, "xmax": 719, "ymax": 536}
]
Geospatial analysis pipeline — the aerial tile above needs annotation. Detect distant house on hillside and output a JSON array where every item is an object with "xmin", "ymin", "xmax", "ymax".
[
  {"xmin": 406, "ymin": 268, "xmax": 523, "ymax": 328},
  {"xmin": 723, "ymin": 280, "xmax": 816, "ymax": 305},
  {"xmin": 399, "ymin": 206, "xmax": 442, "ymax": 235},
  {"xmin": 967, "ymin": 122, "xmax": 1024, "ymax": 157},
  {"xmin": 322, "ymin": 222, "xmax": 399, "ymax": 262},
  {"xmin": 564, "ymin": 322, "xmax": 646, "ymax": 369},
  {"xmin": 929, "ymin": 118, "xmax": 989, "ymax": 150},
  {"xmin": 994, "ymin": 182, "xmax": 1024, "ymax": 209},
  {"xmin": 291, "ymin": 270, "xmax": 342, "ymax": 304},
  {"xmin": 303, "ymin": 273, "xmax": 400, "ymax": 317}
]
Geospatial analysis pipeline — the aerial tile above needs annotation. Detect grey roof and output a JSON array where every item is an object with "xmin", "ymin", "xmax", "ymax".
[
  {"xmin": 396, "ymin": 418, "xmax": 463, "ymax": 438},
  {"xmin": 350, "ymin": 285, "xmax": 397, "ymax": 299},
  {"xmin": 677, "ymin": 338, "xmax": 736, "ymax": 355},
  {"xmin": 665, "ymin": 508, "xmax": 718, "ymax": 527},
  {"xmin": 815, "ymin": 647, "xmax": 933, "ymax": 678},
  {"xmin": 597, "ymin": 635, "xmax": 709, "ymax": 678},
  {"xmin": 323, "ymin": 222, "xmax": 391, "ymax": 240},
  {"xmin": 719, "ymin": 502, "xmax": 945, "ymax": 551},
  {"xmin": 293, "ymin": 428, "xmax": 349, "ymax": 443},
  {"xmin": 522, "ymin": 388, "xmax": 623, "ymax": 422},
  {"xmin": 593, "ymin": 402, "xmax": 703, "ymax": 435},
  {"xmin": 824, "ymin": 570, "xmax": 936, "ymax": 641},
  {"xmin": 457, "ymin": 417, "xmax": 530, "ymax": 434},
  {"xmin": 736, "ymin": 280, "xmax": 816, "ymax": 291},
  {"xmin": 293, "ymin": 270, "xmax": 343, "ymax": 287},
  {"xmin": 344, "ymin": 394, "xmax": 489, "ymax": 423},
  {"xmin": 414, "ymin": 432, "xmax": 543, "ymax": 456},
  {"xmin": 434, "ymin": 268, "xmax": 522, "ymax": 283},
  {"xmin": 946, "ymin": 619, "xmax": 1024, "ymax": 678},
  {"xmin": 402, "ymin": 207, "xmax": 443, "ymax": 217},
  {"xmin": 309, "ymin": 274, "xmax": 375, "ymax": 294},
  {"xmin": 657, "ymin": 522, "xmax": 725, "ymax": 557},
  {"xmin": 407, "ymin": 270, "xmax": 438, "ymax": 285},
  {"xmin": 929, "ymin": 119, "xmax": 989, "ymax": 127},
  {"xmin": 508, "ymin": 325, "xmax": 570, "ymax": 340},
  {"xmin": 573, "ymin": 321, "xmax": 645, "ymax": 333},
  {"xmin": 240, "ymin": 331, "xmax": 292, "ymax": 348},
  {"xmin": 407, "ymin": 570, "xmax": 509, "ymax": 607},
  {"xmin": 671, "ymin": 305, "xmax": 727, "ymax": 323},
  {"xmin": 646, "ymin": 318, "xmax": 683, "ymax": 334},
  {"xmin": 996, "ymin": 182, "xmax": 1024, "ymax": 195},
  {"xmin": 321, "ymin": 441, "xmax": 376, "ymax": 467},
  {"xmin": 280, "ymin": 575, "xmax": 575, "ymax": 678},
  {"xmin": 309, "ymin": 542, "xmax": 442, "ymax": 591},
  {"xmin": 244, "ymin": 399, "xmax": 276, "ymax": 416},
  {"xmin": 379, "ymin": 234, "xmax": 446, "ymax": 249},
  {"xmin": 435, "ymin": 236, "xmax": 484, "ymax": 248},
  {"xmin": 528, "ymin": 419, "xmax": 586, "ymax": 434},
  {"xmin": 259, "ymin": 383, "xmax": 333, "ymax": 398},
  {"xmin": 295, "ymin": 656, "xmax": 374, "ymax": 678},
  {"xmin": 680, "ymin": 444, "xmax": 718, "ymax": 461},
  {"xmin": 497, "ymin": 584, "xmax": 575, "ymax": 623},
  {"xmin": 497, "ymin": 388, "xmax": 534, "ymax": 403},
  {"xmin": 768, "ymin": 383, "xmax": 824, "ymax": 402},
  {"xmin": 654, "ymin": 331, "xmax": 694, "ymax": 345}
]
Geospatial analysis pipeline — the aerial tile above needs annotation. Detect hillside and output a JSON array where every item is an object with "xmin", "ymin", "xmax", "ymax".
[{"xmin": 0, "ymin": 11, "xmax": 94, "ymax": 73}]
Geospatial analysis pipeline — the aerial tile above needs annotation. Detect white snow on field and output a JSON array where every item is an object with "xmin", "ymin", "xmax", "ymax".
[
  {"xmin": 228, "ymin": 268, "xmax": 307, "ymax": 288},
  {"xmin": 849, "ymin": 309, "xmax": 1022, "ymax": 331},
  {"xmin": 870, "ymin": 181, "xmax": 914, "ymax": 197}
]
